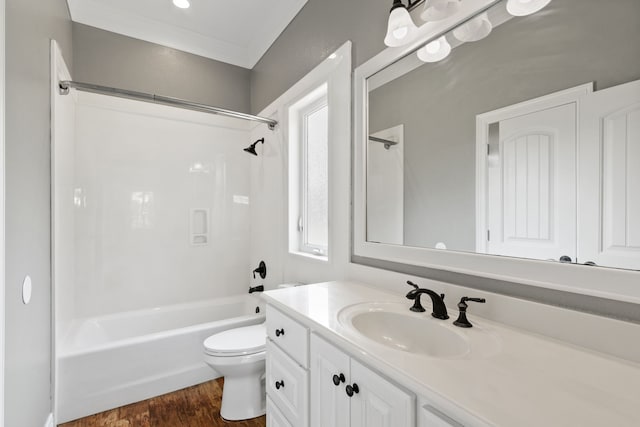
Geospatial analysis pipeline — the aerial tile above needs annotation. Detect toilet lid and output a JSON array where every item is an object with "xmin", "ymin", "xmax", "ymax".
[{"xmin": 204, "ymin": 323, "xmax": 266, "ymax": 356}]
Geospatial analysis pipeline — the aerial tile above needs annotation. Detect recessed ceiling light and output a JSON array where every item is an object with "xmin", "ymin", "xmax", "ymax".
[{"xmin": 173, "ymin": 0, "xmax": 190, "ymax": 9}]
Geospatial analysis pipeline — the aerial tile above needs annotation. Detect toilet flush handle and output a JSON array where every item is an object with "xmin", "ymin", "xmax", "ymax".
[{"xmin": 275, "ymin": 380, "xmax": 285, "ymax": 390}]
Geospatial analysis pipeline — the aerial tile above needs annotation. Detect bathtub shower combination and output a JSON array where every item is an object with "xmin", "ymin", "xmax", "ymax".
[
  {"xmin": 52, "ymin": 74, "xmax": 275, "ymax": 423},
  {"xmin": 57, "ymin": 295, "xmax": 264, "ymax": 422}
]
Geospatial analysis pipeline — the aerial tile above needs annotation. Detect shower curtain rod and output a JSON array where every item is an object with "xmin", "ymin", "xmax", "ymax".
[
  {"xmin": 58, "ymin": 80, "xmax": 278, "ymax": 130},
  {"xmin": 369, "ymin": 135, "xmax": 398, "ymax": 149}
]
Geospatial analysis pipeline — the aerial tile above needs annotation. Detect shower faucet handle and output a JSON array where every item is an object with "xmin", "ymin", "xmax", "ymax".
[{"xmin": 252, "ymin": 260, "xmax": 267, "ymax": 279}]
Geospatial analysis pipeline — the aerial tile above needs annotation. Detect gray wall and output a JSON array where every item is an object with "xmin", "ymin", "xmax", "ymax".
[
  {"xmin": 5, "ymin": 0, "xmax": 73, "ymax": 426},
  {"xmin": 73, "ymin": 23, "xmax": 251, "ymax": 114},
  {"xmin": 250, "ymin": 0, "xmax": 389, "ymax": 114},
  {"xmin": 369, "ymin": 0, "xmax": 640, "ymax": 252}
]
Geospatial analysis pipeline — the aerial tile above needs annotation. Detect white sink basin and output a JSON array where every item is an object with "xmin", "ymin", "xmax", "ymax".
[{"xmin": 338, "ymin": 302, "xmax": 500, "ymax": 359}]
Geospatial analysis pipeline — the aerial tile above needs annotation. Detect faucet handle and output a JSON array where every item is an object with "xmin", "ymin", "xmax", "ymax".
[
  {"xmin": 454, "ymin": 297, "xmax": 486, "ymax": 328},
  {"xmin": 462, "ymin": 297, "xmax": 485, "ymax": 304},
  {"xmin": 406, "ymin": 280, "xmax": 419, "ymax": 289}
]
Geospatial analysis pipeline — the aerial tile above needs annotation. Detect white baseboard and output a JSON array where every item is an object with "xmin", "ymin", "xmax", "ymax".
[{"xmin": 44, "ymin": 413, "xmax": 54, "ymax": 427}]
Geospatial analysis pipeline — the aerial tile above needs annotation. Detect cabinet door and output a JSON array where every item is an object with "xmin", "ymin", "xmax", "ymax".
[
  {"xmin": 267, "ymin": 397, "xmax": 294, "ymax": 427},
  {"xmin": 350, "ymin": 359, "xmax": 415, "ymax": 427},
  {"xmin": 310, "ymin": 334, "xmax": 350, "ymax": 427},
  {"xmin": 266, "ymin": 339, "xmax": 309, "ymax": 427}
]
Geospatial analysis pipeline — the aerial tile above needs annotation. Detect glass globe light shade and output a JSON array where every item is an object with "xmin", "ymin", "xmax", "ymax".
[
  {"xmin": 506, "ymin": 0, "xmax": 552, "ymax": 16},
  {"xmin": 384, "ymin": 4, "xmax": 419, "ymax": 47},
  {"xmin": 453, "ymin": 12, "xmax": 493, "ymax": 42},
  {"xmin": 417, "ymin": 36, "xmax": 452, "ymax": 62},
  {"xmin": 421, "ymin": 0, "xmax": 461, "ymax": 22}
]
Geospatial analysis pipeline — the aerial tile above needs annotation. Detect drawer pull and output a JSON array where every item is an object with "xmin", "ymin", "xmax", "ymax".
[
  {"xmin": 275, "ymin": 380, "xmax": 285, "ymax": 390},
  {"xmin": 345, "ymin": 383, "xmax": 359, "ymax": 397},
  {"xmin": 275, "ymin": 328, "xmax": 285, "ymax": 337},
  {"xmin": 332, "ymin": 373, "xmax": 346, "ymax": 386}
]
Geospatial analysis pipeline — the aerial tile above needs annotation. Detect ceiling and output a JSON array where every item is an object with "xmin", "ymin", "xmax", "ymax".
[{"xmin": 67, "ymin": 0, "xmax": 309, "ymax": 69}]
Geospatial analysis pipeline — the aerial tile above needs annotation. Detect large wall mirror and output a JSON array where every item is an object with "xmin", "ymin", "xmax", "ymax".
[{"xmin": 354, "ymin": 0, "xmax": 640, "ymax": 303}]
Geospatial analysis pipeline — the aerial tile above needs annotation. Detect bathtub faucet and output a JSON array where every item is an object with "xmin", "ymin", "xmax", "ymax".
[
  {"xmin": 248, "ymin": 285, "xmax": 264, "ymax": 294},
  {"xmin": 252, "ymin": 260, "xmax": 267, "ymax": 279}
]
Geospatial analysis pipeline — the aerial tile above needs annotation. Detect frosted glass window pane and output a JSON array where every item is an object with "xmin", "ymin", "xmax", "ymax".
[{"xmin": 305, "ymin": 105, "xmax": 329, "ymax": 249}]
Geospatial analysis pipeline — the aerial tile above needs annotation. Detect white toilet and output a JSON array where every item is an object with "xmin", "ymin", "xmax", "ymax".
[{"xmin": 203, "ymin": 322, "xmax": 267, "ymax": 420}]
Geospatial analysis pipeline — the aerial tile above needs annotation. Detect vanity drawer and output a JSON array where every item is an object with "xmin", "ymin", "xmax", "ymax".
[
  {"xmin": 266, "ymin": 305, "xmax": 309, "ymax": 367},
  {"xmin": 266, "ymin": 338, "xmax": 309, "ymax": 427},
  {"xmin": 267, "ymin": 396, "xmax": 294, "ymax": 427}
]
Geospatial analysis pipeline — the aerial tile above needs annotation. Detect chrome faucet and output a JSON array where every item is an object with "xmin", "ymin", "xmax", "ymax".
[{"xmin": 405, "ymin": 281, "xmax": 449, "ymax": 320}]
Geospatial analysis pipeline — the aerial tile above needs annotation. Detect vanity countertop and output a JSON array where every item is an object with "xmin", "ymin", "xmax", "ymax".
[{"xmin": 261, "ymin": 281, "xmax": 640, "ymax": 427}]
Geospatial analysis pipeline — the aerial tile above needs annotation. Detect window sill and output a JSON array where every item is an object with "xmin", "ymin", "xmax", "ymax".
[{"xmin": 289, "ymin": 250, "xmax": 329, "ymax": 263}]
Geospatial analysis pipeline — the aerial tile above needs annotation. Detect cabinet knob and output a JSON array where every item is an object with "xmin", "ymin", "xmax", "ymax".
[
  {"xmin": 345, "ymin": 383, "xmax": 359, "ymax": 397},
  {"xmin": 332, "ymin": 373, "xmax": 345, "ymax": 386},
  {"xmin": 275, "ymin": 380, "xmax": 285, "ymax": 390},
  {"xmin": 275, "ymin": 328, "xmax": 285, "ymax": 337}
]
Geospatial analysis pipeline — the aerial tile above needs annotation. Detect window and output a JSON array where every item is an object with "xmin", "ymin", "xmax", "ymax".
[{"xmin": 289, "ymin": 84, "xmax": 329, "ymax": 257}]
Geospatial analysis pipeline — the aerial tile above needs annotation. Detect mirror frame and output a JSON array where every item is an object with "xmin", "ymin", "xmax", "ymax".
[{"xmin": 353, "ymin": 0, "xmax": 640, "ymax": 305}]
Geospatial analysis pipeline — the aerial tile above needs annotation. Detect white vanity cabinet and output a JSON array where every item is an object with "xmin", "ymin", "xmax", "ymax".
[
  {"xmin": 266, "ymin": 397, "xmax": 294, "ymax": 427},
  {"xmin": 310, "ymin": 333, "xmax": 415, "ymax": 427},
  {"xmin": 266, "ymin": 303, "xmax": 470, "ymax": 427},
  {"xmin": 266, "ymin": 305, "xmax": 310, "ymax": 427},
  {"xmin": 417, "ymin": 399, "xmax": 465, "ymax": 427}
]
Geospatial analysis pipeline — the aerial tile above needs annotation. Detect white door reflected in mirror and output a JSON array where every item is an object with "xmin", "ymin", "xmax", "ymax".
[
  {"xmin": 480, "ymin": 94, "xmax": 577, "ymax": 262},
  {"xmin": 578, "ymin": 80, "xmax": 640, "ymax": 271}
]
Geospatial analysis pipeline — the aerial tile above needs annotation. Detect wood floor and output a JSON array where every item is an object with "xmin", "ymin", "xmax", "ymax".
[{"xmin": 58, "ymin": 379, "xmax": 266, "ymax": 427}]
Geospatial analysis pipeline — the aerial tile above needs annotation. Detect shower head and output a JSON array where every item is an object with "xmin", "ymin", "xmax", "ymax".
[{"xmin": 244, "ymin": 138, "xmax": 264, "ymax": 156}]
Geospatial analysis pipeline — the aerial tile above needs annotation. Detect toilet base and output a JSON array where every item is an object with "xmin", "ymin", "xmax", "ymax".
[{"xmin": 220, "ymin": 372, "xmax": 266, "ymax": 421}]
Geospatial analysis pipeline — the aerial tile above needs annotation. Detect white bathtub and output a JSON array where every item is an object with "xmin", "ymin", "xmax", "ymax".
[{"xmin": 56, "ymin": 294, "xmax": 265, "ymax": 423}]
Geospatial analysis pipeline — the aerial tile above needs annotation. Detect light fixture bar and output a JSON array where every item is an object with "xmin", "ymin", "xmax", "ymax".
[
  {"xmin": 58, "ymin": 80, "xmax": 278, "ymax": 130},
  {"xmin": 406, "ymin": 0, "xmax": 427, "ymax": 11}
]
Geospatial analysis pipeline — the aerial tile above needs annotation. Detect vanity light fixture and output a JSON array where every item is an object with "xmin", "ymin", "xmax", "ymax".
[
  {"xmin": 506, "ymin": 0, "xmax": 552, "ymax": 16},
  {"xmin": 417, "ymin": 36, "xmax": 451, "ymax": 62},
  {"xmin": 384, "ymin": 0, "xmax": 419, "ymax": 47},
  {"xmin": 421, "ymin": 0, "xmax": 461, "ymax": 22},
  {"xmin": 173, "ymin": 0, "xmax": 190, "ymax": 9},
  {"xmin": 452, "ymin": 12, "xmax": 493, "ymax": 42}
]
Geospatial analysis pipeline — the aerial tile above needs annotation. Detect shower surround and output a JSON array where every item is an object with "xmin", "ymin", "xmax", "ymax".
[
  {"xmin": 65, "ymin": 92, "xmax": 252, "ymax": 320},
  {"xmin": 53, "ymin": 89, "xmax": 260, "ymax": 421}
]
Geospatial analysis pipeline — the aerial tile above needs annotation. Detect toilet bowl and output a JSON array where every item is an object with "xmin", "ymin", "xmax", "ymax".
[{"xmin": 203, "ymin": 322, "xmax": 266, "ymax": 421}]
